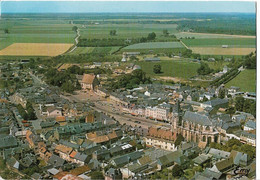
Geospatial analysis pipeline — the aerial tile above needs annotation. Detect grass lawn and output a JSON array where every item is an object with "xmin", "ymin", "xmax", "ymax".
[
  {"xmin": 182, "ymin": 38, "xmax": 256, "ymax": 48},
  {"xmin": 226, "ymin": 69, "xmax": 256, "ymax": 92},
  {"xmin": 136, "ymin": 60, "xmax": 200, "ymax": 79}
]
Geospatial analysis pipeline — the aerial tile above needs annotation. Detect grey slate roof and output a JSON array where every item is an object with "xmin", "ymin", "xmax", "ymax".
[
  {"xmin": 47, "ymin": 154, "xmax": 65, "ymax": 167},
  {"xmin": 204, "ymin": 98, "xmax": 229, "ymax": 107},
  {"xmin": 245, "ymin": 120, "xmax": 256, "ymax": 129},
  {"xmin": 183, "ymin": 111, "xmax": 212, "ymax": 126},
  {"xmin": 0, "ymin": 135, "xmax": 18, "ymax": 149}
]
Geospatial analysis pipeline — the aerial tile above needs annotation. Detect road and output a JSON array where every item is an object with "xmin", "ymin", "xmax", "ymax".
[
  {"xmin": 69, "ymin": 28, "xmax": 80, "ymax": 53},
  {"xmin": 29, "ymin": 72, "xmax": 46, "ymax": 85}
]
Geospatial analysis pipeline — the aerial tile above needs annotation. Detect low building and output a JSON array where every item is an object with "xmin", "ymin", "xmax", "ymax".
[
  {"xmin": 80, "ymin": 73, "xmax": 99, "ymax": 90},
  {"xmin": 244, "ymin": 120, "xmax": 256, "ymax": 131},
  {"xmin": 240, "ymin": 131, "xmax": 256, "ymax": 146}
]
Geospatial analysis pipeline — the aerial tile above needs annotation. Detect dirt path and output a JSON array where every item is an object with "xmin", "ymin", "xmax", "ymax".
[
  {"xmin": 68, "ymin": 28, "xmax": 80, "ymax": 53},
  {"xmin": 180, "ymin": 40, "xmax": 189, "ymax": 49}
]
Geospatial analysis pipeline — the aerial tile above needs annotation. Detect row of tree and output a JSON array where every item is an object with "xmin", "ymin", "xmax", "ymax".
[{"xmin": 109, "ymin": 69, "xmax": 152, "ymax": 90}]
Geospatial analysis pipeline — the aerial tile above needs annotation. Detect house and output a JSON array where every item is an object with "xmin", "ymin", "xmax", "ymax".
[
  {"xmin": 144, "ymin": 57, "xmax": 160, "ymax": 61},
  {"xmin": 69, "ymin": 151, "xmax": 90, "ymax": 166},
  {"xmin": 47, "ymin": 154, "xmax": 65, "ymax": 168},
  {"xmin": 144, "ymin": 127, "xmax": 177, "ymax": 151},
  {"xmin": 193, "ymin": 154, "xmax": 212, "ymax": 166},
  {"xmin": 192, "ymin": 168, "xmax": 223, "ymax": 180},
  {"xmin": 0, "ymin": 135, "xmax": 18, "ymax": 149},
  {"xmin": 47, "ymin": 107, "xmax": 62, "ymax": 117},
  {"xmin": 110, "ymin": 151, "xmax": 144, "ymax": 168},
  {"xmin": 201, "ymin": 98, "xmax": 229, "ymax": 109},
  {"xmin": 207, "ymin": 148, "xmax": 230, "ymax": 160},
  {"xmin": 157, "ymin": 150, "xmax": 189, "ymax": 170},
  {"xmin": 54, "ymin": 144, "xmax": 73, "ymax": 161},
  {"xmin": 244, "ymin": 120, "xmax": 256, "ymax": 131},
  {"xmin": 80, "ymin": 73, "xmax": 99, "ymax": 90},
  {"xmin": 228, "ymin": 86, "xmax": 240, "ymax": 94},
  {"xmin": 6, "ymin": 157, "xmax": 20, "ymax": 170},
  {"xmin": 229, "ymin": 150, "xmax": 250, "ymax": 167},
  {"xmin": 240, "ymin": 131, "xmax": 256, "ymax": 146},
  {"xmin": 210, "ymin": 157, "xmax": 235, "ymax": 173},
  {"xmin": 105, "ymin": 168, "xmax": 122, "ymax": 180}
]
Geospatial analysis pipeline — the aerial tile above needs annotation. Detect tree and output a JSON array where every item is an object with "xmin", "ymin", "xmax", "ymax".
[
  {"xmin": 174, "ymin": 134, "xmax": 184, "ymax": 146},
  {"xmin": 172, "ymin": 164, "xmax": 183, "ymax": 177},
  {"xmin": 226, "ymin": 107, "xmax": 236, "ymax": 117},
  {"xmin": 163, "ymin": 29, "xmax": 169, "ymax": 36},
  {"xmin": 218, "ymin": 88, "xmax": 225, "ymax": 99},
  {"xmin": 72, "ymin": 26, "xmax": 78, "ymax": 32},
  {"xmin": 4, "ymin": 29, "xmax": 9, "ymax": 34},
  {"xmin": 153, "ymin": 64, "xmax": 162, "ymax": 74},
  {"xmin": 197, "ymin": 62, "xmax": 213, "ymax": 75},
  {"xmin": 235, "ymin": 97, "xmax": 245, "ymax": 111},
  {"xmin": 147, "ymin": 32, "xmax": 156, "ymax": 40},
  {"xmin": 109, "ymin": 30, "xmax": 117, "ymax": 36}
]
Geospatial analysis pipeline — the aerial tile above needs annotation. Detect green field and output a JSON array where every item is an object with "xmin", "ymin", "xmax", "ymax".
[
  {"xmin": 175, "ymin": 32, "xmax": 256, "ymax": 39},
  {"xmin": 123, "ymin": 42, "xmax": 184, "ymax": 50},
  {"xmin": 182, "ymin": 38, "xmax": 256, "ymax": 48},
  {"xmin": 67, "ymin": 46, "xmax": 121, "ymax": 55},
  {"xmin": 226, "ymin": 69, "xmax": 256, "ymax": 92},
  {"xmin": 79, "ymin": 24, "xmax": 178, "ymax": 40},
  {"xmin": 0, "ymin": 19, "xmax": 76, "ymax": 50},
  {"xmin": 136, "ymin": 60, "xmax": 200, "ymax": 79}
]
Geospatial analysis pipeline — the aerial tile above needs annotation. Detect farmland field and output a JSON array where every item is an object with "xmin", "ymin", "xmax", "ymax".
[
  {"xmin": 190, "ymin": 47, "xmax": 256, "ymax": 55},
  {"xmin": 67, "ymin": 46, "xmax": 121, "ymax": 55},
  {"xmin": 226, "ymin": 69, "xmax": 256, "ymax": 92},
  {"xmin": 182, "ymin": 38, "xmax": 256, "ymax": 48},
  {"xmin": 0, "ymin": 19, "xmax": 75, "ymax": 51},
  {"xmin": 136, "ymin": 60, "xmax": 200, "ymax": 79},
  {"xmin": 175, "ymin": 32, "xmax": 256, "ymax": 39},
  {"xmin": 0, "ymin": 43, "xmax": 73, "ymax": 56},
  {"xmin": 123, "ymin": 42, "xmax": 184, "ymax": 50},
  {"xmin": 79, "ymin": 24, "xmax": 178, "ymax": 40}
]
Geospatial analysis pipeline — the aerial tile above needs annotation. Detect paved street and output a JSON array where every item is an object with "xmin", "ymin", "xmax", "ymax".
[{"xmin": 64, "ymin": 90, "xmax": 171, "ymax": 129}]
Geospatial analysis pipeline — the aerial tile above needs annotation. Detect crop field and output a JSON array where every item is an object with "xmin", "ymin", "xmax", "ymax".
[
  {"xmin": 182, "ymin": 38, "xmax": 255, "ymax": 48},
  {"xmin": 0, "ymin": 19, "xmax": 75, "ymax": 51},
  {"xmin": 136, "ymin": 60, "xmax": 200, "ymax": 79},
  {"xmin": 0, "ymin": 43, "xmax": 73, "ymax": 56},
  {"xmin": 175, "ymin": 32, "xmax": 256, "ymax": 39},
  {"xmin": 68, "ymin": 46, "xmax": 121, "ymax": 55},
  {"xmin": 79, "ymin": 24, "xmax": 178, "ymax": 40},
  {"xmin": 190, "ymin": 47, "xmax": 255, "ymax": 55},
  {"xmin": 123, "ymin": 42, "xmax": 184, "ymax": 50},
  {"xmin": 226, "ymin": 69, "xmax": 256, "ymax": 92}
]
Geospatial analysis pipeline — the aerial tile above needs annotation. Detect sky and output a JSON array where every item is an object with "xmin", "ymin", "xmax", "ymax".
[{"xmin": 0, "ymin": 1, "xmax": 256, "ymax": 13}]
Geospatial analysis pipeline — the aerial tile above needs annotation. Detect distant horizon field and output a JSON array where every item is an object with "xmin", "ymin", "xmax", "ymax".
[
  {"xmin": 182, "ymin": 38, "xmax": 255, "ymax": 48},
  {"xmin": 175, "ymin": 32, "xmax": 256, "ymax": 39},
  {"xmin": 226, "ymin": 69, "xmax": 256, "ymax": 92},
  {"xmin": 190, "ymin": 47, "xmax": 255, "ymax": 55}
]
